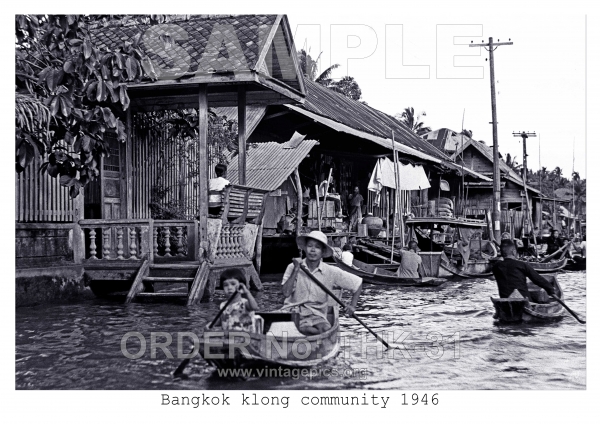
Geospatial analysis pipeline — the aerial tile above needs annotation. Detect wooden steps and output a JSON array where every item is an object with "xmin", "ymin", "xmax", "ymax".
[
  {"xmin": 136, "ymin": 292, "xmax": 188, "ymax": 298},
  {"xmin": 125, "ymin": 260, "xmax": 210, "ymax": 305},
  {"xmin": 142, "ymin": 277, "xmax": 194, "ymax": 283}
]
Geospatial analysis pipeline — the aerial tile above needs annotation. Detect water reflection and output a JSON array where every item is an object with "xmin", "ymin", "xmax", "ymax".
[{"xmin": 16, "ymin": 272, "xmax": 586, "ymax": 390}]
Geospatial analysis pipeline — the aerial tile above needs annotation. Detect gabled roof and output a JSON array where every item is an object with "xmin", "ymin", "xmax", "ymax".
[
  {"xmin": 287, "ymin": 80, "xmax": 451, "ymax": 163},
  {"xmin": 422, "ymin": 128, "xmax": 471, "ymax": 153},
  {"xmin": 227, "ymin": 137, "xmax": 318, "ymax": 191},
  {"xmin": 448, "ymin": 133, "xmax": 541, "ymax": 195},
  {"xmin": 91, "ymin": 15, "xmax": 305, "ymax": 102}
]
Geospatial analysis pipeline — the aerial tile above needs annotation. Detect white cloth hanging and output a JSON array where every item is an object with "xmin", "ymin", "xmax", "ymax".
[{"xmin": 367, "ymin": 157, "xmax": 431, "ymax": 206}]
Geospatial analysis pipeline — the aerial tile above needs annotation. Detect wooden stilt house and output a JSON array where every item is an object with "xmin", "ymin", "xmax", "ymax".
[{"xmin": 15, "ymin": 15, "xmax": 306, "ymax": 304}]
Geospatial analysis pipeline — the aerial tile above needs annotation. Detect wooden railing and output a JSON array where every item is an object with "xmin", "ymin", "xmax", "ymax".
[
  {"xmin": 78, "ymin": 219, "xmax": 198, "ymax": 262},
  {"xmin": 79, "ymin": 219, "xmax": 151, "ymax": 261},
  {"xmin": 152, "ymin": 220, "xmax": 198, "ymax": 261}
]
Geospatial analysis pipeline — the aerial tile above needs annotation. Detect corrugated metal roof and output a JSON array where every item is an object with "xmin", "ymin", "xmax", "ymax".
[
  {"xmin": 227, "ymin": 139, "xmax": 318, "ymax": 191},
  {"xmin": 291, "ymin": 80, "xmax": 451, "ymax": 161},
  {"xmin": 211, "ymin": 106, "xmax": 266, "ymax": 138},
  {"xmin": 286, "ymin": 104, "xmax": 442, "ymax": 163}
]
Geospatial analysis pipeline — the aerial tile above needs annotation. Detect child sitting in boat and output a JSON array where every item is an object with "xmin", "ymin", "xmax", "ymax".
[
  {"xmin": 217, "ymin": 268, "xmax": 260, "ymax": 332},
  {"xmin": 341, "ymin": 243, "xmax": 355, "ymax": 267}
]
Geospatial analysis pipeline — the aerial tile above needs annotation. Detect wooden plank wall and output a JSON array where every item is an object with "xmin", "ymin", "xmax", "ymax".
[
  {"xmin": 132, "ymin": 111, "xmax": 203, "ymax": 220},
  {"xmin": 15, "ymin": 152, "xmax": 75, "ymax": 222}
]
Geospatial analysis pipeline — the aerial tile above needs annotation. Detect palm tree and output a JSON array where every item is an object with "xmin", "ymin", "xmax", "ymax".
[
  {"xmin": 553, "ymin": 166, "xmax": 564, "ymax": 184},
  {"xmin": 505, "ymin": 153, "xmax": 520, "ymax": 173},
  {"xmin": 298, "ymin": 49, "xmax": 340, "ymax": 86},
  {"xmin": 396, "ymin": 107, "xmax": 431, "ymax": 135},
  {"xmin": 330, "ymin": 76, "xmax": 362, "ymax": 101}
]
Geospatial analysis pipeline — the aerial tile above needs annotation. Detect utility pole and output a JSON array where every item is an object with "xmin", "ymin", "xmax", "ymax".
[
  {"xmin": 513, "ymin": 131, "xmax": 538, "ymax": 257},
  {"xmin": 470, "ymin": 37, "xmax": 513, "ymax": 243}
]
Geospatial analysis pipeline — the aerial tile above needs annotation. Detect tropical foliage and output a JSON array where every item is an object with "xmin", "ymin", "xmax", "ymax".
[
  {"xmin": 15, "ymin": 14, "xmax": 154, "ymax": 197},
  {"xmin": 396, "ymin": 107, "xmax": 431, "ymax": 135},
  {"xmin": 298, "ymin": 49, "xmax": 364, "ymax": 101}
]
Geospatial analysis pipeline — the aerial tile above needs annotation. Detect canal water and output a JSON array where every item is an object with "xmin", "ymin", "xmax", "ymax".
[{"xmin": 15, "ymin": 271, "xmax": 586, "ymax": 390}]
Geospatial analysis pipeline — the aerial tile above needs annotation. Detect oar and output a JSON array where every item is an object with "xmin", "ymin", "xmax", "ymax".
[
  {"xmin": 297, "ymin": 263, "xmax": 392, "ymax": 349},
  {"xmin": 550, "ymin": 294, "xmax": 586, "ymax": 324},
  {"xmin": 172, "ymin": 290, "xmax": 239, "ymax": 377},
  {"xmin": 541, "ymin": 242, "xmax": 571, "ymax": 263}
]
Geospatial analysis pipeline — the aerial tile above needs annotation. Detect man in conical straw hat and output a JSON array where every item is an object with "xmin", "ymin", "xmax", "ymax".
[{"xmin": 281, "ymin": 231, "xmax": 363, "ymax": 335}]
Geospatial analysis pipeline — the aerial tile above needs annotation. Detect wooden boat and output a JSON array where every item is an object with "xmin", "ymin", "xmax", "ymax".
[
  {"xmin": 199, "ymin": 309, "xmax": 339, "ymax": 369},
  {"xmin": 528, "ymin": 257, "xmax": 568, "ymax": 273},
  {"xmin": 333, "ymin": 256, "xmax": 446, "ymax": 287},
  {"xmin": 490, "ymin": 275, "xmax": 564, "ymax": 323},
  {"xmin": 404, "ymin": 216, "xmax": 496, "ymax": 279},
  {"xmin": 564, "ymin": 256, "xmax": 586, "ymax": 271}
]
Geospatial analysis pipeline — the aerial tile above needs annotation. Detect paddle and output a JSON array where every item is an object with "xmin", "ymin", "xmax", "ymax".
[
  {"xmin": 540, "ymin": 241, "xmax": 571, "ymax": 263},
  {"xmin": 172, "ymin": 290, "xmax": 239, "ymax": 377},
  {"xmin": 550, "ymin": 294, "xmax": 586, "ymax": 324},
  {"xmin": 296, "ymin": 262, "xmax": 392, "ymax": 350}
]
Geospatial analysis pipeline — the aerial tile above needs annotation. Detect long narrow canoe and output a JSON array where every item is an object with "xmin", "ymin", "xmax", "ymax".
[
  {"xmin": 491, "ymin": 275, "xmax": 564, "ymax": 323},
  {"xmin": 333, "ymin": 257, "xmax": 446, "ymax": 287},
  {"xmin": 199, "ymin": 310, "xmax": 339, "ymax": 370}
]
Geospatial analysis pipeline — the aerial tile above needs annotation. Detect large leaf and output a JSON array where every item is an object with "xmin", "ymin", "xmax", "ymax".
[
  {"xmin": 86, "ymin": 80, "xmax": 98, "ymax": 101},
  {"xmin": 63, "ymin": 61, "xmax": 75, "ymax": 74},
  {"xmin": 120, "ymin": 86, "xmax": 130, "ymax": 110},
  {"xmin": 47, "ymin": 163, "xmax": 60, "ymax": 178},
  {"xmin": 83, "ymin": 38, "xmax": 92, "ymax": 59},
  {"xmin": 46, "ymin": 69, "xmax": 57, "ymax": 92},
  {"xmin": 96, "ymin": 79, "xmax": 104, "ymax": 102},
  {"xmin": 126, "ymin": 57, "xmax": 134, "ymax": 79},
  {"xmin": 60, "ymin": 174, "xmax": 77, "ymax": 187},
  {"xmin": 69, "ymin": 183, "xmax": 82, "ymax": 198},
  {"xmin": 50, "ymin": 96, "xmax": 60, "ymax": 116}
]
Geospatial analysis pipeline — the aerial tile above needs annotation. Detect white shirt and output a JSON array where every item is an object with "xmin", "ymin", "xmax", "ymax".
[
  {"xmin": 209, "ymin": 177, "xmax": 230, "ymax": 203},
  {"xmin": 341, "ymin": 251, "xmax": 354, "ymax": 267},
  {"xmin": 209, "ymin": 177, "xmax": 230, "ymax": 191}
]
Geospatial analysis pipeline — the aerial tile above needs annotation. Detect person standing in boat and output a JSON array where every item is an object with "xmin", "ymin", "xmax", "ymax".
[
  {"xmin": 348, "ymin": 186, "xmax": 364, "ymax": 232},
  {"xmin": 395, "ymin": 241, "xmax": 425, "ymax": 278},
  {"xmin": 492, "ymin": 239, "xmax": 556, "ymax": 299},
  {"xmin": 281, "ymin": 231, "xmax": 363, "ymax": 335}
]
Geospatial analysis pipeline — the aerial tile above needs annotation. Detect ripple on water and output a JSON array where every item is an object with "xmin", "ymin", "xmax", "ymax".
[{"xmin": 15, "ymin": 271, "xmax": 586, "ymax": 389}]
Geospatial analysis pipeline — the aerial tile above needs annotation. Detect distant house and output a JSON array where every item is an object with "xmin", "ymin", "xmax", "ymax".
[{"xmin": 423, "ymin": 128, "xmax": 544, "ymax": 235}]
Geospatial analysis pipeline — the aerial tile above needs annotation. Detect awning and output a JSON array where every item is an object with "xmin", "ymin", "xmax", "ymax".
[{"xmin": 368, "ymin": 157, "xmax": 431, "ymax": 192}]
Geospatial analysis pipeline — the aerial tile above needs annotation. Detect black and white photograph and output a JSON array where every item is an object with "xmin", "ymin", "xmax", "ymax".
[{"xmin": 6, "ymin": 1, "xmax": 598, "ymax": 422}]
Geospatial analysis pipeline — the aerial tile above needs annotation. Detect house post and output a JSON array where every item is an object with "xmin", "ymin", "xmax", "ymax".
[
  {"xmin": 197, "ymin": 84, "xmax": 209, "ymax": 261},
  {"xmin": 238, "ymin": 85, "xmax": 247, "ymax": 185}
]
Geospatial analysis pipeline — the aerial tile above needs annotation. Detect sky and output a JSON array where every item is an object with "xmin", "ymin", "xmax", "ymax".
[{"xmin": 287, "ymin": 2, "xmax": 589, "ymax": 178}]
